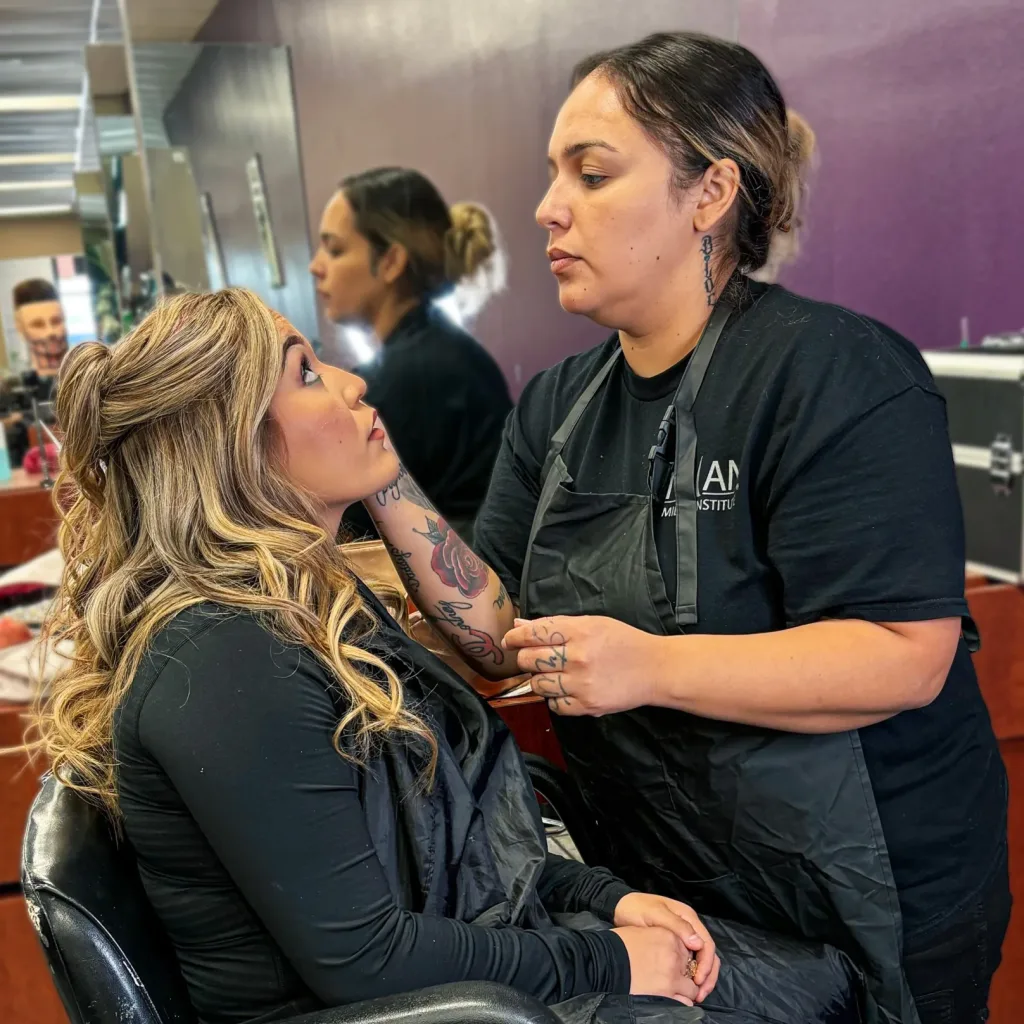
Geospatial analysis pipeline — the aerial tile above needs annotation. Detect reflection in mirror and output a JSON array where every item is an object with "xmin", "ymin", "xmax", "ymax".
[
  {"xmin": 73, "ymin": 170, "xmax": 121, "ymax": 344},
  {"xmin": 84, "ymin": 43, "xmax": 160, "ymax": 330},
  {"xmin": 131, "ymin": 42, "xmax": 318, "ymax": 345}
]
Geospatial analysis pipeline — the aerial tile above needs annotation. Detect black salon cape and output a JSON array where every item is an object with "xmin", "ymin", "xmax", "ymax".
[{"xmin": 116, "ymin": 582, "xmax": 862, "ymax": 1024}]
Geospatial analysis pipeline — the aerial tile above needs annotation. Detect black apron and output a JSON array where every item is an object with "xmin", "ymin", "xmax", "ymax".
[
  {"xmin": 518, "ymin": 304, "xmax": 919, "ymax": 1024},
  {"xmin": 358, "ymin": 582, "xmax": 861, "ymax": 1024}
]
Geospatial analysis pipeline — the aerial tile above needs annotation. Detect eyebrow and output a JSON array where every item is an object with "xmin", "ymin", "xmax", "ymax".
[
  {"xmin": 547, "ymin": 138, "xmax": 620, "ymax": 166},
  {"xmin": 281, "ymin": 334, "xmax": 303, "ymax": 368}
]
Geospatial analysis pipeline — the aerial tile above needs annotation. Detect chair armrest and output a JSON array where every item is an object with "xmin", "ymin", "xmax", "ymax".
[{"xmin": 278, "ymin": 981, "xmax": 561, "ymax": 1024}]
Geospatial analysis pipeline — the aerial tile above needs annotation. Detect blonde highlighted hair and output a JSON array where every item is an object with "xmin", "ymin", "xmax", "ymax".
[{"xmin": 28, "ymin": 288, "xmax": 435, "ymax": 814}]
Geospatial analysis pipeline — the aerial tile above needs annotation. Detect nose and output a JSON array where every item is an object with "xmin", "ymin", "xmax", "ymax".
[
  {"xmin": 309, "ymin": 251, "xmax": 324, "ymax": 279},
  {"xmin": 342, "ymin": 370, "xmax": 368, "ymax": 408},
  {"xmin": 536, "ymin": 175, "xmax": 571, "ymax": 232}
]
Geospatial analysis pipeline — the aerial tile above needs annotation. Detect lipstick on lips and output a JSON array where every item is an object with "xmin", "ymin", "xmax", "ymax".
[
  {"xmin": 548, "ymin": 247, "xmax": 580, "ymax": 275},
  {"xmin": 369, "ymin": 411, "xmax": 386, "ymax": 443}
]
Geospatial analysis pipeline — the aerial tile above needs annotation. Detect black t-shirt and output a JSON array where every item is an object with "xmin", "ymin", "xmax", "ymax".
[
  {"xmin": 474, "ymin": 280, "xmax": 1007, "ymax": 940},
  {"xmin": 114, "ymin": 605, "xmax": 629, "ymax": 1024},
  {"xmin": 344, "ymin": 303, "xmax": 512, "ymax": 538}
]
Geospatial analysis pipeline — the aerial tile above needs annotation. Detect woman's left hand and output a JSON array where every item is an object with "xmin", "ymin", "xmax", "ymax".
[
  {"xmin": 502, "ymin": 615, "xmax": 662, "ymax": 716},
  {"xmin": 613, "ymin": 892, "xmax": 720, "ymax": 1003}
]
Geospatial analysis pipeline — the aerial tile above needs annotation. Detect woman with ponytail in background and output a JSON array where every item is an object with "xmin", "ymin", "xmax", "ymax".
[{"xmin": 310, "ymin": 168, "xmax": 512, "ymax": 541}]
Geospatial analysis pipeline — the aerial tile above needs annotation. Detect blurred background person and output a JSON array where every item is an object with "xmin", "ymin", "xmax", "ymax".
[
  {"xmin": 12, "ymin": 278, "xmax": 69, "ymax": 397},
  {"xmin": 750, "ymin": 110, "xmax": 817, "ymax": 285},
  {"xmin": 1, "ymin": 280, "xmax": 71, "ymax": 470},
  {"xmin": 310, "ymin": 167, "xmax": 512, "ymax": 542}
]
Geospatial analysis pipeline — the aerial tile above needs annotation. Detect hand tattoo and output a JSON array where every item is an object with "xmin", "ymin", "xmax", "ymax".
[
  {"xmin": 521, "ymin": 624, "xmax": 570, "ymax": 707},
  {"xmin": 374, "ymin": 464, "xmax": 433, "ymax": 510},
  {"xmin": 702, "ymin": 234, "xmax": 715, "ymax": 307},
  {"xmin": 493, "ymin": 581, "xmax": 510, "ymax": 611},
  {"xmin": 428, "ymin": 598, "xmax": 505, "ymax": 666},
  {"xmin": 384, "ymin": 540, "xmax": 419, "ymax": 594},
  {"xmin": 413, "ymin": 516, "xmax": 489, "ymax": 599}
]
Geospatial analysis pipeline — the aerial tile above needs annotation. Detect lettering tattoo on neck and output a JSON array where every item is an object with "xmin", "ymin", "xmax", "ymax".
[
  {"xmin": 702, "ymin": 234, "xmax": 715, "ymax": 307},
  {"xmin": 374, "ymin": 465, "xmax": 432, "ymax": 510},
  {"xmin": 428, "ymin": 598, "xmax": 505, "ymax": 665}
]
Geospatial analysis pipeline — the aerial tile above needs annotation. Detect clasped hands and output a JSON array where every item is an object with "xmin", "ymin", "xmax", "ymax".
[
  {"xmin": 502, "ymin": 615, "xmax": 661, "ymax": 717},
  {"xmin": 612, "ymin": 892, "xmax": 720, "ymax": 1004}
]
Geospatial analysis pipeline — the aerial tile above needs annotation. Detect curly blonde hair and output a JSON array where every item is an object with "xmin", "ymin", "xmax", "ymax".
[{"xmin": 27, "ymin": 287, "xmax": 435, "ymax": 814}]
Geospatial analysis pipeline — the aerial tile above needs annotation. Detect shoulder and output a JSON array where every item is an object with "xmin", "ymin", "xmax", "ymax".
[
  {"xmin": 125, "ymin": 605, "xmax": 331, "ymax": 726},
  {"xmin": 735, "ymin": 284, "xmax": 937, "ymax": 403},
  {"xmin": 514, "ymin": 336, "xmax": 620, "ymax": 448},
  {"xmin": 366, "ymin": 313, "xmax": 509, "ymax": 390}
]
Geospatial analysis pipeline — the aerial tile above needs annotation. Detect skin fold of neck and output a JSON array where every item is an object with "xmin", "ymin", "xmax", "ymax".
[{"xmin": 619, "ymin": 257, "xmax": 738, "ymax": 378}]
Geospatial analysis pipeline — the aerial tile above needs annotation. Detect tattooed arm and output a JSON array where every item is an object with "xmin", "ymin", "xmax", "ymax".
[{"xmin": 366, "ymin": 465, "xmax": 520, "ymax": 680}]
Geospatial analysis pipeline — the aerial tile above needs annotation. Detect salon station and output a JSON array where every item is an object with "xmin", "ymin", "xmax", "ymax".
[{"xmin": 2, "ymin": 3, "xmax": 1023, "ymax": 1024}]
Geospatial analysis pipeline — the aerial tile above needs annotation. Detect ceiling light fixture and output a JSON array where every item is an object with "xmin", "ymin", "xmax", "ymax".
[
  {"xmin": 0, "ymin": 179, "xmax": 74, "ymax": 192},
  {"xmin": 0, "ymin": 204, "xmax": 74, "ymax": 217},
  {"xmin": 0, "ymin": 153, "xmax": 75, "ymax": 166},
  {"xmin": 0, "ymin": 95, "xmax": 82, "ymax": 113}
]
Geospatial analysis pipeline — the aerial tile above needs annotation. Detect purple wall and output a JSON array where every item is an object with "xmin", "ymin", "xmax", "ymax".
[
  {"xmin": 198, "ymin": 0, "xmax": 736, "ymax": 382},
  {"xmin": 741, "ymin": 0, "xmax": 1024, "ymax": 348},
  {"xmin": 199, "ymin": 0, "xmax": 1024, "ymax": 368}
]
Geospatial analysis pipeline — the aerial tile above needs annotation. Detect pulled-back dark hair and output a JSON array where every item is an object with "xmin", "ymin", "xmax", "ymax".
[
  {"xmin": 340, "ymin": 167, "xmax": 495, "ymax": 300},
  {"xmin": 573, "ymin": 32, "xmax": 802, "ymax": 274},
  {"xmin": 13, "ymin": 278, "xmax": 59, "ymax": 307}
]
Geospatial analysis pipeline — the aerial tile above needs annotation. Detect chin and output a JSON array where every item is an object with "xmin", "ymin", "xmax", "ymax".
[
  {"xmin": 557, "ymin": 283, "xmax": 605, "ymax": 322},
  {"xmin": 369, "ymin": 449, "xmax": 401, "ymax": 491}
]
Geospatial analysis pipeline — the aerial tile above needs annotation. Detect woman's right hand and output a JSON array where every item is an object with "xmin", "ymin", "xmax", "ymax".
[{"xmin": 612, "ymin": 925, "xmax": 700, "ymax": 1005}]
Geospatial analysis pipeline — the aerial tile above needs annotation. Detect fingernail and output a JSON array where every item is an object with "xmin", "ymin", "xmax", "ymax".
[{"xmin": 514, "ymin": 618, "xmax": 527, "ymax": 625}]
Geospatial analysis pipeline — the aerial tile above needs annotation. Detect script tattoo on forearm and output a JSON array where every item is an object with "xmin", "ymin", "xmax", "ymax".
[
  {"xmin": 493, "ymin": 581, "xmax": 510, "ymax": 611},
  {"xmin": 374, "ymin": 464, "xmax": 433, "ymax": 511},
  {"xmin": 384, "ymin": 539, "xmax": 419, "ymax": 594},
  {"xmin": 428, "ymin": 598, "xmax": 505, "ymax": 666},
  {"xmin": 413, "ymin": 515, "xmax": 489, "ymax": 599}
]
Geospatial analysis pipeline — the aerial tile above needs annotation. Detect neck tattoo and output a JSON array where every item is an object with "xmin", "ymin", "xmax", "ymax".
[{"xmin": 701, "ymin": 234, "xmax": 715, "ymax": 307}]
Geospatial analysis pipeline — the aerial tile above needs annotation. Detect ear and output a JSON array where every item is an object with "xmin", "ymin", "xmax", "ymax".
[
  {"xmin": 375, "ymin": 242, "xmax": 409, "ymax": 286},
  {"xmin": 693, "ymin": 158, "xmax": 741, "ymax": 234},
  {"xmin": 13, "ymin": 308, "xmax": 24, "ymax": 333}
]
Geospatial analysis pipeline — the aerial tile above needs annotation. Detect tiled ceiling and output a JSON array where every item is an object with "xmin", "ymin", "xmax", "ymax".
[{"xmin": 0, "ymin": 0, "xmax": 219, "ymax": 216}]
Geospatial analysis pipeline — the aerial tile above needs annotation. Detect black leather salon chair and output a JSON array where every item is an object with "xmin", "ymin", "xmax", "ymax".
[{"xmin": 21, "ymin": 774, "xmax": 562, "ymax": 1024}]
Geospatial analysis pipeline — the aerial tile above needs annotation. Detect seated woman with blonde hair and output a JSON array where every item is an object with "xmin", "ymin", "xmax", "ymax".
[{"xmin": 31, "ymin": 289, "xmax": 856, "ymax": 1024}]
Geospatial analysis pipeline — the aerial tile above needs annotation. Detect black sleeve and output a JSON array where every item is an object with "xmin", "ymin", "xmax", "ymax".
[
  {"xmin": 537, "ymin": 855, "xmax": 633, "ymax": 922},
  {"xmin": 472, "ymin": 397, "xmax": 546, "ymax": 602},
  {"xmin": 138, "ymin": 618, "xmax": 629, "ymax": 1006},
  {"xmin": 766, "ymin": 386, "xmax": 970, "ymax": 625}
]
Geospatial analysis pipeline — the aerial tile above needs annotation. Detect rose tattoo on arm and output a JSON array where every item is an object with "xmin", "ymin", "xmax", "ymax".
[{"xmin": 413, "ymin": 516, "xmax": 489, "ymax": 598}]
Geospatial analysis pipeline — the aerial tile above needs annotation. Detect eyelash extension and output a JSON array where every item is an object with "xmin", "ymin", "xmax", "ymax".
[{"xmin": 300, "ymin": 356, "xmax": 321, "ymax": 386}]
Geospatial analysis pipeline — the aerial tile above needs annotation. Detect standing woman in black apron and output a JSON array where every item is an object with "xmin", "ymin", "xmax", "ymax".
[{"xmin": 365, "ymin": 32, "xmax": 1009, "ymax": 1024}]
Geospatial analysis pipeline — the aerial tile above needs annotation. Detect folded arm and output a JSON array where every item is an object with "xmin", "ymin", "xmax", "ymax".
[{"xmin": 365, "ymin": 465, "xmax": 520, "ymax": 681}]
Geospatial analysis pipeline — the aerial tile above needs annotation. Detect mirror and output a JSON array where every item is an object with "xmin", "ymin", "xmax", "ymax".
[
  {"xmin": 129, "ymin": 42, "xmax": 318, "ymax": 343},
  {"xmin": 84, "ymin": 43, "xmax": 160, "ymax": 329}
]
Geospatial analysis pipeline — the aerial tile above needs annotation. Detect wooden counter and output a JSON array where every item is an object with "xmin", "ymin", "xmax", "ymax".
[
  {"xmin": 0, "ymin": 470, "xmax": 59, "ymax": 570},
  {"xmin": 0, "ymin": 701, "xmax": 66, "ymax": 1024},
  {"xmin": 965, "ymin": 582, "xmax": 1024, "ymax": 1023}
]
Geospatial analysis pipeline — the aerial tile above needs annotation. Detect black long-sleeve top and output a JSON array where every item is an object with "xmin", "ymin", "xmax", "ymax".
[
  {"xmin": 113, "ymin": 604, "xmax": 631, "ymax": 1024},
  {"xmin": 342, "ymin": 302, "xmax": 512, "ymax": 540}
]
